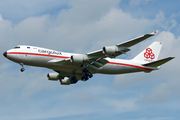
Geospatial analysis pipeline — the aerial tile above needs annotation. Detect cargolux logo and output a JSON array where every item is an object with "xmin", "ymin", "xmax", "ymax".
[{"xmin": 144, "ymin": 48, "xmax": 155, "ymax": 60}]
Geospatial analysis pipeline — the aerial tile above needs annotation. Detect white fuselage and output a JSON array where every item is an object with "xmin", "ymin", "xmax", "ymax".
[{"xmin": 5, "ymin": 45, "xmax": 157, "ymax": 74}]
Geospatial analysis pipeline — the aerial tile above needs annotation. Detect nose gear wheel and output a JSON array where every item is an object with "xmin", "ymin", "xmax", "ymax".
[{"xmin": 19, "ymin": 63, "xmax": 25, "ymax": 72}]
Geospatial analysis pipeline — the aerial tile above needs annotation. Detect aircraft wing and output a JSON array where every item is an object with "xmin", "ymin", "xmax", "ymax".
[
  {"xmin": 48, "ymin": 57, "xmax": 109, "ymax": 72},
  {"xmin": 87, "ymin": 30, "xmax": 158, "ymax": 58}
]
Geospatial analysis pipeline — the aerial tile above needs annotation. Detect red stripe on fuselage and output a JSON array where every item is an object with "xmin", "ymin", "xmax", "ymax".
[
  {"xmin": 7, "ymin": 52, "xmax": 153, "ymax": 71},
  {"xmin": 7, "ymin": 52, "xmax": 70, "ymax": 59},
  {"xmin": 108, "ymin": 62, "xmax": 153, "ymax": 71}
]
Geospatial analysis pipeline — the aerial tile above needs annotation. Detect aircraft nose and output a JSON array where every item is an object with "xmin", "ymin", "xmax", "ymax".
[{"xmin": 3, "ymin": 51, "xmax": 7, "ymax": 58}]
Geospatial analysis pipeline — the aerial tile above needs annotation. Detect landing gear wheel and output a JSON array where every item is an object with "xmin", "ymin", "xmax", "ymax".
[
  {"xmin": 84, "ymin": 76, "xmax": 89, "ymax": 81},
  {"xmin": 21, "ymin": 68, "xmax": 25, "ymax": 72},
  {"xmin": 88, "ymin": 73, "xmax": 93, "ymax": 78},
  {"xmin": 71, "ymin": 76, "xmax": 78, "ymax": 84},
  {"xmin": 81, "ymin": 76, "xmax": 89, "ymax": 81}
]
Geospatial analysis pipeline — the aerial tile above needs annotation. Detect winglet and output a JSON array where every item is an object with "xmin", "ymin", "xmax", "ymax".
[{"xmin": 150, "ymin": 30, "xmax": 159, "ymax": 35}]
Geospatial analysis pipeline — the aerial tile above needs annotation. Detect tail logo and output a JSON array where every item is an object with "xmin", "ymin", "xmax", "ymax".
[{"xmin": 144, "ymin": 48, "xmax": 155, "ymax": 60}]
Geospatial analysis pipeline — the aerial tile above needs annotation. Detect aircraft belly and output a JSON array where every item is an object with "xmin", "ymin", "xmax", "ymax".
[{"xmin": 48, "ymin": 66, "xmax": 82, "ymax": 73}]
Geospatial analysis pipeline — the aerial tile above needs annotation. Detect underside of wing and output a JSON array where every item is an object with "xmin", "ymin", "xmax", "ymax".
[
  {"xmin": 47, "ymin": 56, "xmax": 109, "ymax": 73},
  {"xmin": 47, "ymin": 56, "xmax": 109, "ymax": 84}
]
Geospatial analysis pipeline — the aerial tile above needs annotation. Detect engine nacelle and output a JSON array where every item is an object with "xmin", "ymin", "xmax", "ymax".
[
  {"xmin": 103, "ymin": 46, "xmax": 120, "ymax": 55},
  {"xmin": 47, "ymin": 73, "xmax": 59, "ymax": 81},
  {"xmin": 60, "ymin": 77, "xmax": 71, "ymax": 85},
  {"xmin": 70, "ymin": 54, "xmax": 88, "ymax": 63}
]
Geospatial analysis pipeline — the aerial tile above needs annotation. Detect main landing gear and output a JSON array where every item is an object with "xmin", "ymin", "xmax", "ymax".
[
  {"xmin": 81, "ymin": 68, "xmax": 93, "ymax": 81},
  {"xmin": 19, "ymin": 63, "xmax": 25, "ymax": 72}
]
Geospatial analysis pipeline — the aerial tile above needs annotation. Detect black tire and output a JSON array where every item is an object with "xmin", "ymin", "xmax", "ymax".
[
  {"xmin": 88, "ymin": 73, "xmax": 93, "ymax": 78},
  {"xmin": 71, "ymin": 76, "xmax": 78, "ymax": 84},
  {"xmin": 81, "ymin": 76, "xmax": 89, "ymax": 81},
  {"xmin": 21, "ymin": 68, "xmax": 25, "ymax": 72}
]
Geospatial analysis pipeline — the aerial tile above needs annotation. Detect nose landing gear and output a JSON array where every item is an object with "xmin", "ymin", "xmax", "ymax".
[{"xmin": 19, "ymin": 63, "xmax": 25, "ymax": 72}]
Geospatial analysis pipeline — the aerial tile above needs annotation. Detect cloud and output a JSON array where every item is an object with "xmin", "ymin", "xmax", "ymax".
[{"xmin": 0, "ymin": 0, "xmax": 69, "ymax": 23}]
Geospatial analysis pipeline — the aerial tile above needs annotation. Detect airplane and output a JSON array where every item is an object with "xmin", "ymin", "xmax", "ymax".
[{"xmin": 3, "ymin": 30, "xmax": 174, "ymax": 85}]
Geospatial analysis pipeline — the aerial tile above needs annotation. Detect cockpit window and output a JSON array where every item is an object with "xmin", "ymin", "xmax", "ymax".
[{"xmin": 14, "ymin": 46, "xmax": 20, "ymax": 49}]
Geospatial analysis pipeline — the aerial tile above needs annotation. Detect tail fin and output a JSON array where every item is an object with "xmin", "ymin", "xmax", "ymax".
[{"xmin": 133, "ymin": 41, "xmax": 163, "ymax": 64}]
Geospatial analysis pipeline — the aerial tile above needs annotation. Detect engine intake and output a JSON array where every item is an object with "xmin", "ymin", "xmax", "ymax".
[
  {"xmin": 60, "ymin": 76, "xmax": 78, "ymax": 85},
  {"xmin": 60, "ymin": 77, "xmax": 71, "ymax": 85},
  {"xmin": 47, "ymin": 73, "xmax": 59, "ymax": 81},
  {"xmin": 103, "ymin": 46, "xmax": 120, "ymax": 55},
  {"xmin": 70, "ymin": 54, "xmax": 89, "ymax": 63},
  {"xmin": 47, "ymin": 73, "xmax": 78, "ymax": 85}
]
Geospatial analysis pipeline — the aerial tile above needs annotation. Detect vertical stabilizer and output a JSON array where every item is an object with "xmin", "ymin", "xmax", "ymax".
[{"xmin": 133, "ymin": 42, "xmax": 163, "ymax": 64}]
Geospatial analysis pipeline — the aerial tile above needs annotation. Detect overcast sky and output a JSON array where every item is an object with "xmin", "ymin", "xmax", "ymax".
[{"xmin": 0, "ymin": 0, "xmax": 180, "ymax": 120}]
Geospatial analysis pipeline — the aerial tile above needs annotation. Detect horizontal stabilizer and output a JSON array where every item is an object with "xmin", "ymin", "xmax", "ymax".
[{"xmin": 142, "ymin": 57, "xmax": 174, "ymax": 67}]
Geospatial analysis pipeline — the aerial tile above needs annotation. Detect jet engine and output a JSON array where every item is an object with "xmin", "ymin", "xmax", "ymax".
[
  {"xmin": 60, "ymin": 76, "xmax": 78, "ymax": 85},
  {"xmin": 70, "ymin": 54, "xmax": 89, "ymax": 63},
  {"xmin": 103, "ymin": 46, "xmax": 130, "ymax": 56},
  {"xmin": 60, "ymin": 77, "xmax": 71, "ymax": 85},
  {"xmin": 47, "ymin": 72, "xmax": 78, "ymax": 85},
  {"xmin": 102, "ymin": 46, "xmax": 120, "ymax": 55},
  {"xmin": 47, "ymin": 73, "xmax": 59, "ymax": 81}
]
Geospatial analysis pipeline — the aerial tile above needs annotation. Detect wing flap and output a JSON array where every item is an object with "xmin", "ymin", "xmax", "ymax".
[
  {"xmin": 142, "ymin": 57, "xmax": 174, "ymax": 67},
  {"xmin": 86, "ymin": 58, "xmax": 109, "ymax": 71}
]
